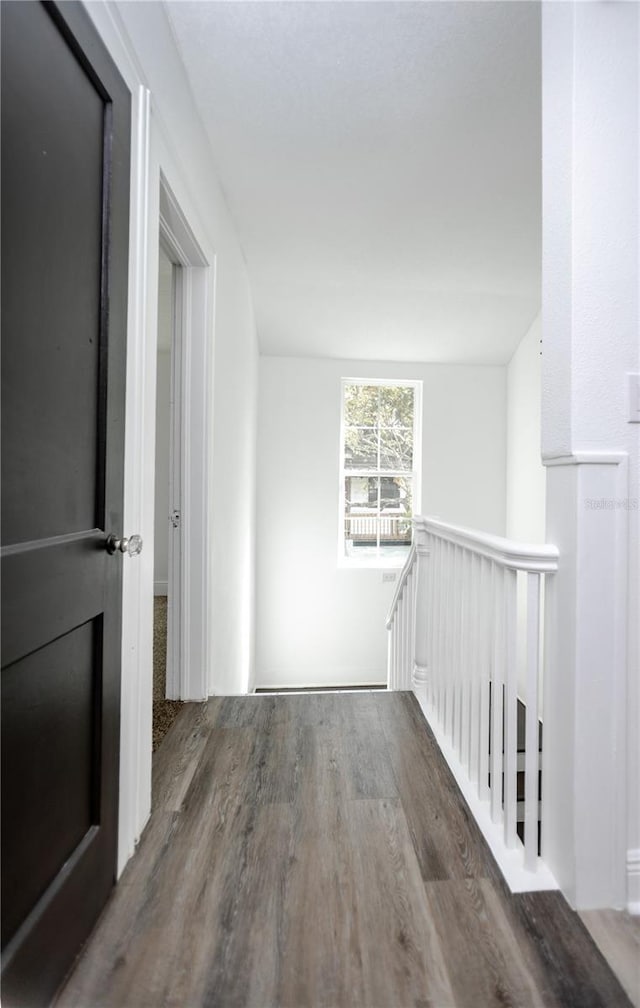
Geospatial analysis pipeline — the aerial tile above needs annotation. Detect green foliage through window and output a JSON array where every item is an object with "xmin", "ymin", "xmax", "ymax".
[{"xmin": 341, "ymin": 381, "xmax": 420, "ymax": 562}]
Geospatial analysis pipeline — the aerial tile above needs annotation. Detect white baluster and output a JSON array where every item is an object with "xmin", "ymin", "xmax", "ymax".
[
  {"xmin": 469, "ymin": 552, "xmax": 481, "ymax": 785},
  {"xmin": 447, "ymin": 540, "xmax": 455, "ymax": 738},
  {"xmin": 460, "ymin": 549, "xmax": 471, "ymax": 770},
  {"xmin": 397, "ymin": 595, "xmax": 404, "ymax": 690},
  {"xmin": 453, "ymin": 545, "xmax": 465, "ymax": 753},
  {"xmin": 405, "ymin": 571, "xmax": 412, "ymax": 690},
  {"xmin": 408, "ymin": 568, "xmax": 415, "ymax": 692},
  {"xmin": 409, "ymin": 566, "xmax": 416, "ymax": 692},
  {"xmin": 490, "ymin": 561, "xmax": 505, "ymax": 824},
  {"xmin": 449, "ymin": 544, "xmax": 458, "ymax": 745},
  {"xmin": 412, "ymin": 524, "xmax": 429, "ymax": 711},
  {"xmin": 396, "ymin": 618, "xmax": 400, "ymax": 691},
  {"xmin": 402, "ymin": 584, "xmax": 409, "ymax": 690},
  {"xmin": 524, "ymin": 571, "xmax": 541, "ymax": 870},
  {"xmin": 433, "ymin": 536, "xmax": 443, "ymax": 724},
  {"xmin": 478, "ymin": 557, "xmax": 491, "ymax": 801},
  {"xmin": 426, "ymin": 533, "xmax": 435, "ymax": 711},
  {"xmin": 503, "ymin": 567, "xmax": 519, "ymax": 849}
]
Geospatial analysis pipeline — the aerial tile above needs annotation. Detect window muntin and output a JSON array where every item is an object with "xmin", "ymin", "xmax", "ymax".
[{"xmin": 340, "ymin": 380, "xmax": 421, "ymax": 564}]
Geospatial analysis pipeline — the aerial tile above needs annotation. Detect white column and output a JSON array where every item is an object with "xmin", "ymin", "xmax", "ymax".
[{"xmin": 542, "ymin": 1, "xmax": 638, "ymax": 910}]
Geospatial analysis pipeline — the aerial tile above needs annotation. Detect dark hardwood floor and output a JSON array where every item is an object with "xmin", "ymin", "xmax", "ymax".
[{"xmin": 56, "ymin": 692, "xmax": 632, "ymax": 1008}]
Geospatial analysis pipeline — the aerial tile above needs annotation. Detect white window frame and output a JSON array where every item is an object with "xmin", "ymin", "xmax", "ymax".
[{"xmin": 338, "ymin": 377, "xmax": 422, "ymax": 569}]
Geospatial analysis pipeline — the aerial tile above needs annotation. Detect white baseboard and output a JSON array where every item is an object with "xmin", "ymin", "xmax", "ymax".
[
  {"xmin": 255, "ymin": 676, "xmax": 386, "ymax": 691},
  {"xmin": 627, "ymin": 849, "xmax": 640, "ymax": 914},
  {"xmin": 154, "ymin": 580, "xmax": 168, "ymax": 596},
  {"xmin": 254, "ymin": 669, "xmax": 386, "ymax": 691}
]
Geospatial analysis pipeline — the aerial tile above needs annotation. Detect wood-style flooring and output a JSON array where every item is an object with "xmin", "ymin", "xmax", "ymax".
[{"xmin": 56, "ymin": 692, "xmax": 633, "ymax": 1008}]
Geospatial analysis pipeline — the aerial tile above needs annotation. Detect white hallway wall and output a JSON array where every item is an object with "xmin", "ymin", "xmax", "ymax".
[{"xmin": 255, "ymin": 356, "xmax": 506, "ymax": 689}]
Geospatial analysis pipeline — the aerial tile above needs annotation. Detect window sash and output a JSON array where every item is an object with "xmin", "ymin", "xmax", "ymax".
[{"xmin": 339, "ymin": 378, "xmax": 421, "ymax": 564}]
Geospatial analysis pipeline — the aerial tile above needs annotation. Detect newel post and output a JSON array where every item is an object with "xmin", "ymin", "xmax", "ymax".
[{"xmin": 412, "ymin": 521, "xmax": 430, "ymax": 713}]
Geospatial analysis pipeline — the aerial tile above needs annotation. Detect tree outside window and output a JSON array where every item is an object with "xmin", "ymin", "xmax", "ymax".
[{"xmin": 341, "ymin": 380, "xmax": 421, "ymax": 564}]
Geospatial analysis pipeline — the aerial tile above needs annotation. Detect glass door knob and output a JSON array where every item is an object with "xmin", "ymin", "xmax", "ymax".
[{"xmin": 106, "ymin": 533, "xmax": 143, "ymax": 556}]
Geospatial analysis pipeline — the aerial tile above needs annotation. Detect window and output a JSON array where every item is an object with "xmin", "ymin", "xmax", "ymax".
[{"xmin": 340, "ymin": 379, "xmax": 421, "ymax": 565}]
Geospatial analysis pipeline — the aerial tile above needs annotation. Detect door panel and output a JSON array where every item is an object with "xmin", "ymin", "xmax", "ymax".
[
  {"xmin": 1, "ymin": 619, "xmax": 99, "ymax": 947},
  {"xmin": 0, "ymin": 3, "xmax": 130, "ymax": 1005},
  {"xmin": 1, "ymin": 0, "xmax": 105, "ymax": 546}
]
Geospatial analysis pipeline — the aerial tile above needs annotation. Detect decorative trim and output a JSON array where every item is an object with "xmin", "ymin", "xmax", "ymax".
[
  {"xmin": 412, "ymin": 663, "xmax": 428, "ymax": 687},
  {"xmin": 627, "ymin": 849, "xmax": 640, "ymax": 915},
  {"xmin": 116, "ymin": 83, "xmax": 152, "ymax": 878},
  {"xmin": 542, "ymin": 451, "xmax": 627, "ymax": 467},
  {"xmin": 153, "ymin": 581, "xmax": 168, "ymax": 596}
]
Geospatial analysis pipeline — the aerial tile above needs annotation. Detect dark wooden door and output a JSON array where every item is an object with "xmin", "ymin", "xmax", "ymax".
[{"xmin": 1, "ymin": 3, "xmax": 130, "ymax": 1005}]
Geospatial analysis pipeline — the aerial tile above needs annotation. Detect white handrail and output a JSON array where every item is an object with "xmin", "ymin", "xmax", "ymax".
[
  {"xmin": 414, "ymin": 516, "xmax": 559, "ymax": 572},
  {"xmin": 386, "ymin": 543, "xmax": 415, "ymax": 630},
  {"xmin": 386, "ymin": 515, "xmax": 560, "ymax": 893}
]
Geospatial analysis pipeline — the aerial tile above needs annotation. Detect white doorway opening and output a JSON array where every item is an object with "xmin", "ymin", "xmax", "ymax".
[{"xmin": 157, "ymin": 174, "xmax": 211, "ymax": 702}]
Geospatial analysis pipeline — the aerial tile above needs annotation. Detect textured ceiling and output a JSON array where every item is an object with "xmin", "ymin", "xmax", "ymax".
[{"xmin": 165, "ymin": 1, "xmax": 541, "ymax": 364}]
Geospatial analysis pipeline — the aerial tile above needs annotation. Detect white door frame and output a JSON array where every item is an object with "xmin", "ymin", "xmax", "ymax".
[
  {"xmin": 158, "ymin": 174, "xmax": 210, "ymax": 702},
  {"xmin": 83, "ymin": 1, "xmax": 216, "ymax": 879},
  {"xmin": 157, "ymin": 238, "xmax": 183, "ymax": 698}
]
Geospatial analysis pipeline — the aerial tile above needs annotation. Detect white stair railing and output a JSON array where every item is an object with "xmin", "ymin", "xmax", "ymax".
[{"xmin": 387, "ymin": 516, "xmax": 559, "ymax": 891}]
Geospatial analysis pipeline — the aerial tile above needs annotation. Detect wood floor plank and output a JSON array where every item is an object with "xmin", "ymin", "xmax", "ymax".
[
  {"xmin": 509, "ymin": 891, "xmax": 634, "ymax": 1008},
  {"xmin": 343, "ymin": 726, "xmax": 398, "ymax": 800},
  {"xmin": 212, "ymin": 693, "xmax": 282, "ymax": 729},
  {"xmin": 347, "ymin": 798, "xmax": 456, "ymax": 1008},
  {"xmin": 239, "ymin": 721, "xmax": 308, "ymax": 805},
  {"xmin": 296, "ymin": 724, "xmax": 346, "ymax": 807},
  {"xmin": 174, "ymin": 802, "xmax": 296, "ymax": 1008},
  {"xmin": 424, "ymin": 878, "xmax": 546, "ymax": 1008},
  {"xmin": 580, "ymin": 910, "xmax": 640, "ymax": 1007},
  {"xmin": 277, "ymin": 798, "xmax": 367, "ymax": 1007}
]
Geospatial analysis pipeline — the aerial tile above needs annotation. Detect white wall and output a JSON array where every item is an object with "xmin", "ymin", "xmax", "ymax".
[
  {"xmin": 506, "ymin": 313, "xmax": 545, "ymax": 543},
  {"xmin": 255, "ymin": 356, "xmax": 505, "ymax": 689},
  {"xmin": 153, "ymin": 251, "xmax": 172, "ymax": 594},
  {"xmin": 86, "ymin": 1, "xmax": 259, "ymax": 871}
]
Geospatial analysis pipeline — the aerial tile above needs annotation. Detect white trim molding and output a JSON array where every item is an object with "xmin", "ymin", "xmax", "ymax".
[
  {"xmin": 542, "ymin": 452, "xmax": 628, "ymax": 467},
  {"xmin": 158, "ymin": 175, "xmax": 211, "ymax": 703},
  {"xmin": 543, "ymin": 452, "xmax": 629, "ymax": 909},
  {"xmin": 627, "ymin": 850, "xmax": 640, "ymax": 915},
  {"xmin": 118, "ymin": 83, "xmax": 153, "ymax": 878}
]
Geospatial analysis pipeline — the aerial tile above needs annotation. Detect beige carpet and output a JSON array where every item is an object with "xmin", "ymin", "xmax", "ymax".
[{"xmin": 153, "ymin": 596, "xmax": 182, "ymax": 752}]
